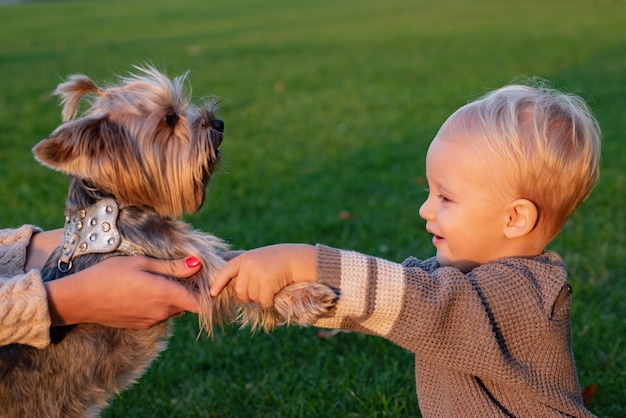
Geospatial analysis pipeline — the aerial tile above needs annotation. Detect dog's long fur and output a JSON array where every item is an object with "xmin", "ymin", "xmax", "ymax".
[{"xmin": 0, "ymin": 66, "xmax": 337, "ymax": 417}]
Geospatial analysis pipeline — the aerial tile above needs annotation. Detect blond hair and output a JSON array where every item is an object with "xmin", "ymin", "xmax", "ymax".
[{"xmin": 439, "ymin": 80, "xmax": 601, "ymax": 241}]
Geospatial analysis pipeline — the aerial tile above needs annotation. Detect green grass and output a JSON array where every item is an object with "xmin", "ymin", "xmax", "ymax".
[{"xmin": 1, "ymin": 0, "xmax": 625, "ymax": 416}]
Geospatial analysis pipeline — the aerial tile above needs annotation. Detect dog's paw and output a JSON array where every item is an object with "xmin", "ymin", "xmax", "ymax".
[
  {"xmin": 236, "ymin": 283, "xmax": 339, "ymax": 333},
  {"xmin": 273, "ymin": 282, "xmax": 339, "ymax": 326}
]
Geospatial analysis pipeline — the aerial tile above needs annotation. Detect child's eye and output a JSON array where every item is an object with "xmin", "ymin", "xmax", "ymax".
[{"xmin": 424, "ymin": 188, "xmax": 452, "ymax": 203}]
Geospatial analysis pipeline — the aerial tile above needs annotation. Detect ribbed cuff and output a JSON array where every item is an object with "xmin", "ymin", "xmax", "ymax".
[
  {"xmin": 0, "ymin": 271, "xmax": 51, "ymax": 348},
  {"xmin": 0, "ymin": 225, "xmax": 42, "ymax": 276}
]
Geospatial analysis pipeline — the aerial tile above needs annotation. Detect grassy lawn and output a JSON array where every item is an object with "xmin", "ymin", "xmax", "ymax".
[{"xmin": 1, "ymin": 0, "xmax": 624, "ymax": 416}]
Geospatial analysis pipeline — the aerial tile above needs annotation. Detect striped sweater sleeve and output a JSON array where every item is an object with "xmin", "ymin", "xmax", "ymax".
[
  {"xmin": 314, "ymin": 244, "xmax": 412, "ymax": 338},
  {"xmin": 313, "ymin": 244, "xmax": 572, "ymax": 374},
  {"xmin": 0, "ymin": 226, "xmax": 51, "ymax": 348}
]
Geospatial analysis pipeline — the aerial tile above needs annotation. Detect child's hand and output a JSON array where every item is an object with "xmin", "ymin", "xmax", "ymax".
[{"xmin": 210, "ymin": 244, "xmax": 316, "ymax": 308}]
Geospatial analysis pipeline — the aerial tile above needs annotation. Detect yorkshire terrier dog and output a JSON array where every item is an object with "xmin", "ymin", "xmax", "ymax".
[{"xmin": 0, "ymin": 66, "xmax": 338, "ymax": 417}]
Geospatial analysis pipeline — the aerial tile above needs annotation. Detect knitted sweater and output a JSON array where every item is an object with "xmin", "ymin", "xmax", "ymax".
[
  {"xmin": 0, "ymin": 225, "xmax": 50, "ymax": 349},
  {"xmin": 314, "ymin": 245, "xmax": 594, "ymax": 418}
]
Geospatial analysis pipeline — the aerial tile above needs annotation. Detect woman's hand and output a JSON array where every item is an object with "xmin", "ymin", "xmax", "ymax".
[{"xmin": 45, "ymin": 255, "xmax": 202, "ymax": 329}]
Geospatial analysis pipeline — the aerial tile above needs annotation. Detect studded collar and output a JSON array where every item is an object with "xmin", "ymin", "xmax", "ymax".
[{"xmin": 58, "ymin": 198, "xmax": 144, "ymax": 272}]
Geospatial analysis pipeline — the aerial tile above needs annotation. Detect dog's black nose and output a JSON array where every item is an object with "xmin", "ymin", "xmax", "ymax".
[{"xmin": 211, "ymin": 119, "xmax": 224, "ymax": 133}]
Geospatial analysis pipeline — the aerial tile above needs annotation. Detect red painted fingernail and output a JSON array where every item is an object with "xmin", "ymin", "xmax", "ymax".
[{"xmin": 185, "ymin": 256, "xmax": 201, "ymax": 268}]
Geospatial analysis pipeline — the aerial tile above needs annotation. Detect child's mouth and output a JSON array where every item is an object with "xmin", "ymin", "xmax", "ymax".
[{"xmin": 432, "ymin": 235, "xmax": 444, "ymax": 247}]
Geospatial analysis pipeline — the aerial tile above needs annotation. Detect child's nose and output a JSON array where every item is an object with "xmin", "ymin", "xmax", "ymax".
[{"xmin": 419, "ymin": 197, "xmax": 434, "ymax": 221}]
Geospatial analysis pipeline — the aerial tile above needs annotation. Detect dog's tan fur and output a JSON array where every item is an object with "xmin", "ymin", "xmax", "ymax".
[{"xmin": 0, "ymin": 66, "xmax": 337, "ymax": 417}]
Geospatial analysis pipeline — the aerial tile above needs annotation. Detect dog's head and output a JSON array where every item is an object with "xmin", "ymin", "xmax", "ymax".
[{"xmin": 33, "ymin": 65, "xmax": 224, "ymax": 217}]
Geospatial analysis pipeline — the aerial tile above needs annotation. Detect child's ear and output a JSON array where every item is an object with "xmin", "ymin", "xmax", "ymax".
[{"xmin": 504, "ymin": 199, "xmax": 538, "ymax": 239}]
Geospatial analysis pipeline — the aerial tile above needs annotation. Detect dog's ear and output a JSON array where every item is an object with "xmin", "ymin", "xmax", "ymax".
[
  {"xmin": 54, "ymin": 74, "xmax": 101, "ymax": 122},
  {"xmin": 34, "ymin": 117, "xmax": 146, "ymax": 203},
  {"xmin": 34, "ymin": 74, "xmax": 107, "ymax": 172},
  {"xmin": 33, "ymin": 116, "xmax": 109, "ymax": 177}
]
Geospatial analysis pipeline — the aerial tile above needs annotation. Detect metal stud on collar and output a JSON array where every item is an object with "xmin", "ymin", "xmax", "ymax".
[{"xmin": 58, "ymin": 198, "xmax": 122, "ymax": 272}]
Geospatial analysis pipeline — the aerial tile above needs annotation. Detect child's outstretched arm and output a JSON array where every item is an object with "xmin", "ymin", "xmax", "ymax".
[{"xmin": 210, "ymin": 244, "xmax": 317, "ymax": 308}]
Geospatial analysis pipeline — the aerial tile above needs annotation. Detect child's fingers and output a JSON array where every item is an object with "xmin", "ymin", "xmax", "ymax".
[
  {"xmin": 210, "ymin": 258, "xmax": 240, "ymax": 297},
  {"xmin": 259, "ymin": 285, "xmax": 277, "ymax": 309},
  {"xmin": 234, "ymin": 268, "xmax": 253, "ymax": 304}
]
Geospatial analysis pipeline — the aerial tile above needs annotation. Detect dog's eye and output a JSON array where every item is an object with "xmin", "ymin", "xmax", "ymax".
[
  {"xmin": 211, "ymin": 118, "xmax": 224, "ymax": 133},
  {"xmin": 164, "ymin": 111, "xmax": 179, "ymax": 128}
]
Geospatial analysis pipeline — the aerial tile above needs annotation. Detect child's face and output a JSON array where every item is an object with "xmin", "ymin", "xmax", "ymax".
[{"xmin": 419, "ymin": 132, "xmax": 515, "ymax": 272}]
